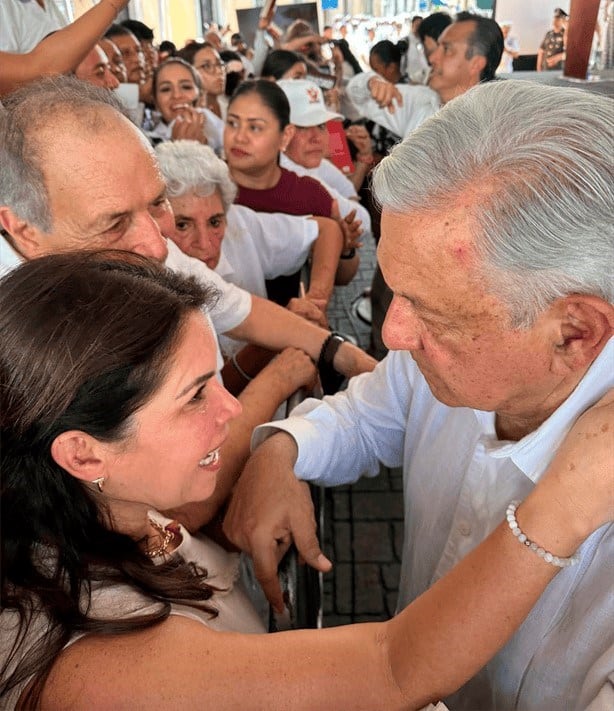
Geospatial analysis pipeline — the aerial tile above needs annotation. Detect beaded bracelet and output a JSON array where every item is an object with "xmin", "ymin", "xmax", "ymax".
[{"xmin": 506, "ymin": 501, "xmax": 580, "ymax": 568}]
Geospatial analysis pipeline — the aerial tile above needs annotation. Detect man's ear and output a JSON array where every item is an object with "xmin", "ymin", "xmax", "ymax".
[
  {"xmin": 551, "ymin": 295, "xmax": 614, "ymax": 375},
  {"xmin": 0, "ymin": 206, "xmax": 45, "ymax": 259},
  {"xmin": 470, "ymin": 53, "xmax": 487, "ymax": 81},
  {"xmin": 50, "ymin": 431, "xmax": 108, "ymax": 484}
]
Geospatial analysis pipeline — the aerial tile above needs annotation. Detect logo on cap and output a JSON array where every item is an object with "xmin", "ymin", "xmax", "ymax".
[{"xmin": 306, "ymin": 86, "xmax": 320, "ymax": 104}]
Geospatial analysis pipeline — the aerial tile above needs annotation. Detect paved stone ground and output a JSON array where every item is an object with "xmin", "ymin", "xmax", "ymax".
[{"xmin": 319, "ymin": 236, "xmax": 405, "ymax": 626}]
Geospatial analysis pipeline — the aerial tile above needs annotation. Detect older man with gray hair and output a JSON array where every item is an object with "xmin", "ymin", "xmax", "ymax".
[
  {"xmin": 0, "ymin": 76, "xmax": 375, "ymax": 529},
  {"xmin": 225, "ymin": 80, "xmax": 614, "ymax": 710}
]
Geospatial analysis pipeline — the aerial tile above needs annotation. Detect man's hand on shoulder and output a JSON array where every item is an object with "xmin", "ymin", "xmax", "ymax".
[{"xmin": 223, "ymin": 431, "xmax": 332, "ymax": 612}]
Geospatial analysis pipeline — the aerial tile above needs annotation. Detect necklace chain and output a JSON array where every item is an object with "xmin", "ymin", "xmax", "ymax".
[{"xmin": 145, "ymin": 519, "xmax": 177, "ymax": 559}]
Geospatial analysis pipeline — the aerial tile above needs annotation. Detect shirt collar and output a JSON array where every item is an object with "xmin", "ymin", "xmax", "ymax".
[
  {"xmin": 473, "ymin": 338, "xmax": 614, "ymax": 483},
  {"xmin": 0, "ymin": 233, "xmax": 24, "ymax": 276}
]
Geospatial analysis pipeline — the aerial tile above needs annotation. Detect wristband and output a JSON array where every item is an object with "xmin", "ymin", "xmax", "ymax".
[
  {"xmin": 340, "ymin": 248, "xmax": 356, "ymax": 260},
  {"xmin": 317, "ymin": 332, "xmax": 346, "ymax": 395}
]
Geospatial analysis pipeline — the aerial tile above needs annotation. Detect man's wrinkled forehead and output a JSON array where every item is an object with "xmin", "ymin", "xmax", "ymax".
[
  {"xmin": 36, "ymin": 108, "xmax": 164, "ymax": 212},
  {"xmin": 36, "ymin": 105, "xmax": 153, "ymax": 167}
]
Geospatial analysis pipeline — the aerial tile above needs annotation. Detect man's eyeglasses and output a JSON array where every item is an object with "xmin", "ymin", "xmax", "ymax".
[{"xmin": 197, "ymin": 61, "xmax": 226, "ymax": 74}]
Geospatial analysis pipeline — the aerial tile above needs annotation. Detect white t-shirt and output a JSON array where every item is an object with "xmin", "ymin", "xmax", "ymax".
[
  {"xmin": 0, "ymin": 0, "xmax": 68, "ymax": 52},
  {"xmin": 213, "ymin": 204, "xmax": 318, "ymax": 356},
  {"xmin": 165, "ymin": 238, "xmax": 252, "ymax": 370}
]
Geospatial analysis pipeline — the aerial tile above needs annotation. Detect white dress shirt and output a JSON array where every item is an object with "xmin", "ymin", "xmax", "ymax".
[
  {"xmin": 254, "ymin": 343, "xmax": 614, "ymax": 710},
  {"xmin": 346, "ymin": 71, "xmax": 441, "ymax": 140}
]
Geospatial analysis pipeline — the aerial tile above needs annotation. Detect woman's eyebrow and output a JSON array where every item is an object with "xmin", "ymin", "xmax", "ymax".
[{"xmin": 176, "ymin": 371, "xmax": 215, "ymax": 399}]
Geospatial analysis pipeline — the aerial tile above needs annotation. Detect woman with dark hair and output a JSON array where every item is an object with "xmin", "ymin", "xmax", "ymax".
[
  {"xmin": 1, "ymin": 253, "xmax": 611, "ymax": 710},
  {"xmin": 369, "ymin": 39, "xmax": 405, "ymax": 84},
  {"xmin": 224, "ymin": 79, "xmax": 362, "ymax": 300},
  {"xmin": 332, "ymin": 38, "xmax": 362, "ymax": 78},
  {"xmin": 149, "ymin": 57, "xmax": 224, "ymax": 153},
  {"xmin": 261, "ymin": 49, "xmax": 308, "ymax": 81},
  {"xmin": 190, "ymin": 41, "xmax": 228, "ymax": 119}
]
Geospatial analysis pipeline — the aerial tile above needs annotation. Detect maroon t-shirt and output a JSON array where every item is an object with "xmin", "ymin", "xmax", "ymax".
[
  {"xmin": 235, "ymin": 168, "xmax": 335, "ymax": 305},
  {"xmin": 236, "ymin": 168, "xmax": 335, "ymax": 218}
]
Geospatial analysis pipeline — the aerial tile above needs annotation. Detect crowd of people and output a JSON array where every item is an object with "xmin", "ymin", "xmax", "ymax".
[{"xmin": 0, "ymin": 1, "xmax": 613, "ymax": 709}]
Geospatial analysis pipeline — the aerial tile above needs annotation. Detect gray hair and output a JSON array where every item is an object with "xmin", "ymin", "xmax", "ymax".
[
  {"xmin": 0, "ymin": 76, "xmax": 126, "ymax": 233},
  {"xmin": 373, "ymin": 80, "xmax": 614, "ymax": 328},
  {"xmin": 155, "ymin": 140, "xmax": 237, "ymax": 213}
]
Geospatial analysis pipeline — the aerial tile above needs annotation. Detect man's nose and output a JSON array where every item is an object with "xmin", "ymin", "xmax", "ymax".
[
  {"xmin": 130, "ymin": 214, "xmax": 168, "ymax": 261},
  {"xmin": 381, "ymin": 297, "xmax": 424, "ymax": 352}
]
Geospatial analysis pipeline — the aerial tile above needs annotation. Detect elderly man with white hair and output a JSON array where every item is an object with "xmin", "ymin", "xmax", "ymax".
[{"xmin": 225, "ymin": 80, "xmax": 614, "ymax": 711}]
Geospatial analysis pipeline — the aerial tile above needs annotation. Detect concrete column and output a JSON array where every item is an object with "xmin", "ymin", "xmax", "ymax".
[{"xmin": 565, "ymin": 0, "xmax": 601, "ymax": 78}]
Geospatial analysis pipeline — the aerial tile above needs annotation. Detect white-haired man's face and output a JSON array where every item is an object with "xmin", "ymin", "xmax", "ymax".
[
  {"xmin": 378, "ymin": 201, "xmax": 572, "ymax": 430},
  {"xmin": 3, "ymin": 115, "xmax": 172, "ymax": 261}
]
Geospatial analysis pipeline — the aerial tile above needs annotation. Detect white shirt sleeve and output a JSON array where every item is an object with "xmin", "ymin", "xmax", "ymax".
[
  {"xmin": 165, "ymin": 239, "xmax": 251, "ymax": 334},
  {"xmin": 346, "ymin": 72, "xmax": 440, "ymax": 139},
  {"xmin": 318, "ymin": 159, "xmax": 358, "ymax": 200},
  {"xmin": 252, "ymin": 351, "xmax": 417, "ymax": 486},
  {"xmin": 230, "ymin": 205, "xmax": 318, "ymax": 279}
]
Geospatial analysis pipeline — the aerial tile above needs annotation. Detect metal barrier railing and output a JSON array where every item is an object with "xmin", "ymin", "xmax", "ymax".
[{"xmin": 269, "ymin": 388, "xmax": 324, "ymax": 632}]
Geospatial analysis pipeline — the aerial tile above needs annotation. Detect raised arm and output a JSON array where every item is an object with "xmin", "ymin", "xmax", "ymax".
[
  {"xmin": 0, "ymin": 0, "xmax": 129, "ymax": 96},
  {"xmin": 225, "ymin": 294, "xmax": 377, "ymax": 379},
  {"xmin": 304, "ymin": 215, "xmax": 343, "ymax": 306},
  {"xmin": 41, "ymin": 392, "xmax": 614, "ymax": 710}
]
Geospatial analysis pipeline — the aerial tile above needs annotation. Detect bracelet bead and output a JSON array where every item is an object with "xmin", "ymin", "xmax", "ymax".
[{"xmin": 505, "ymin": 501, "xmax": 580, "ymax": 568}]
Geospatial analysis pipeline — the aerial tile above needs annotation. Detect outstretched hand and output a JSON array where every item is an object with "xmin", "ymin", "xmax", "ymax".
[{"xmin": 223, "ymin": 432, "xmax": 332, "ymax": 612}]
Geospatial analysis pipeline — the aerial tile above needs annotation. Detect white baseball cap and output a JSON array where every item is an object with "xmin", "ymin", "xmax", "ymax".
[{"xmin": 278, "ymin": 79, "xmax": 343, "ymax": 127}]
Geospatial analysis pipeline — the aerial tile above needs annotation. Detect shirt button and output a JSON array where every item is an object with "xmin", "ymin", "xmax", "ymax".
[{"xmin": 458, "ymin": 521, "xmax": 471, "ymax": 536}]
